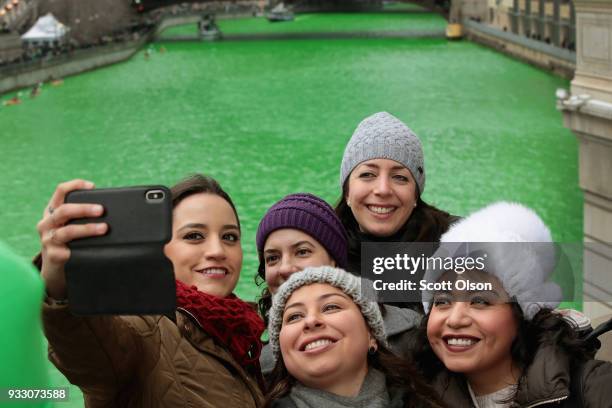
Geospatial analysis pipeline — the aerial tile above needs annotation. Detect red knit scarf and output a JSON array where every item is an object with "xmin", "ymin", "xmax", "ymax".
[{"xmin": 175, "ymin": 280, "xmax": 264, "ymax": 372}]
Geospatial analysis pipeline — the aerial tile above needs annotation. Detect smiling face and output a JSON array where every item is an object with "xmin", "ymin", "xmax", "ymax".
[
  {"xmin": 164, "ymin": 193, "xmax": 242, "ymax": 298},
  {"xmin": 263, "ymin": 229, "xmax": 336, "ymax": 294},
  {"xmin": 346, "ymin": 158, "xmax": 417, "ymax": 237},
  {"xmin": 279, "ymin": 283, "xmax": 374, "ymax": 393},
  {"xmin": 426, "ymin": 271, "xmax": 517, "ymax": 378}
]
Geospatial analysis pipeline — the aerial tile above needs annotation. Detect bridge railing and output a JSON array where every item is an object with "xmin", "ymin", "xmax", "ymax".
[{"xmin": 505, "ymin": 0, "xmax": 575, "ymax": 50}]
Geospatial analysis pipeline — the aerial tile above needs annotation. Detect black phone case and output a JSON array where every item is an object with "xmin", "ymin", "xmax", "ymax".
[{"xmin": 64, "ymin": 186, "xmax": 176, "ymax": 316}]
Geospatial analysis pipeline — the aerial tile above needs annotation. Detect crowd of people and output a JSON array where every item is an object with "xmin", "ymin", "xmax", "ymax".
[
  {"xmin": 0, "ymin": 0, "xmax": 259, "ymax": 69},
  {"xmin": 36, "ymin": 112, "xmax": 612, "ymax": 407},
  {"xmin": 0, "ymin": 21, "xmax": 153, "ymax": 69}
]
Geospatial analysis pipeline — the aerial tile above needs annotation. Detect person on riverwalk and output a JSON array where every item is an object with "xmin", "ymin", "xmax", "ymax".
[
  {"xmin": 3, "ymin": 92, "xmax": 21, "ymax": 106},
  {"xmin": 263, "ymin": 266, "xmax": 446, "ymax": 408},
  {"xmin": 335, "ymin": 112, "xmax": 458, "ymax": 311},
  {"xmin": 255, "ymin": 193, "xmax": 421, "ymax": 376},
  {"xmin": 38, "ymin": 175, "xmax": 265, "ymax": 408},
  {"xmin": 413, "ymin": 202, "xmax": 612, "ymax": 408}
]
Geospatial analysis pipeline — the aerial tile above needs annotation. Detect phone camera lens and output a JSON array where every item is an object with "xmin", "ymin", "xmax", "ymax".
[{"xmin": 146, "ymin": 190, "xmax": 165, "ymax": 203}]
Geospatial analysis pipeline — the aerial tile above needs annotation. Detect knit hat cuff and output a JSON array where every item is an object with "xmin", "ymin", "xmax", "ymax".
[
  {"xmin": 256, "ymin": 195, "xmax": 348, "ymax": 268},
  {"xmin": 268, "ymin": 266, "xmax": 387, "ymax": 359}
]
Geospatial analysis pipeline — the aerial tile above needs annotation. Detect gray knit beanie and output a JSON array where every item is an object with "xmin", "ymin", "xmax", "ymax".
[
  {"xmin": 340, "ymin": 112, "xmax": 425, "ymax": 194},
  {"xmin": 268, "ymin": 266, "xmax": 387, "ymax": 359}
]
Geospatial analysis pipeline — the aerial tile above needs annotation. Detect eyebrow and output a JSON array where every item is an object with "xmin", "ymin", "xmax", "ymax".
[
  {"xmin": 264, "ymin": 240, "xmax": 315, "ymax": 254},
  {"xmin": 284, "ymin": 292, "xmax": 351, "ymax": 312},
  {"xmin": 469, "ymin": 290, "xmax": 500, "ymax": 298},
  {"xmin": 360, "ymin": 163, "xmax": 407, "ymax": 171},
  {"xmin": 177, "ymin": 223, "xmax": 240, "ymax": 233},
  {"xmin": 434, "ymin": 290, "xmax": 501, "ymax": 298}
]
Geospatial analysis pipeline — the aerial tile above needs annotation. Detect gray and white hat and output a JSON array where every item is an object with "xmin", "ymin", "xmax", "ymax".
[
  {"xmin": 422, "ymin": 201, "xmax": 562, "ymax": 320},
  {"xmin": 340, "ymin": 112, "xmax": 425, "ymax": 194},
  {"xmin": 268, "ymin": 266, "xmax": 387, "ymax": 359}
]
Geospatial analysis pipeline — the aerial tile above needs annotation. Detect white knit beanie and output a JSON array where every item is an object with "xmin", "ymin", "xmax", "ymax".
[
  {"xmin": 268, "ymin": 266, "xmax": 387, "ymax": 359},
  {"xmin": 422, "ymin": 202, "xmax": 562, "ymax": 320}
]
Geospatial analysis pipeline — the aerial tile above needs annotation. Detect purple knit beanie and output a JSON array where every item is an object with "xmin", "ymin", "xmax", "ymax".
[{"xmin": 256, "ymin": 193, "xmax": 348, "ymax": 268}]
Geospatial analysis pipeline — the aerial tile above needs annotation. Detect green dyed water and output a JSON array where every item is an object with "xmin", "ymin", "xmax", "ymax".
[
  {"xmin": 0, "ymin": 14, "xmax": 580, "ymax": 407},
  {"xmin": 160, "ymin": 12, "xmax": 446, "ymax": 37},
  {"xmin": 383, "ymin": 2, "xmax": 428, "ymax": 10}
]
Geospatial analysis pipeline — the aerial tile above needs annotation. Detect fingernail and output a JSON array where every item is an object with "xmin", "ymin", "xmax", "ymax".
[
  {"xmin": 92, "ymin": 204, "xmax": 104, "ymax": 214},
  {"xmin": 96, "ymin": 223, "xmax": 107, "ymax": 233},
  {"xmin": 84, "ymin": 181, "xmax": 94, "ymax": 188}
]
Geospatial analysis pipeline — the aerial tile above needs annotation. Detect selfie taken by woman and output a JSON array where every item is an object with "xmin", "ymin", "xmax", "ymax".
[
  {"xmin": 255, "ymin": 193, "xmax": 422, "ymax": 375},
  {"xmin": 264, "ymin": 266, "xmax": 446, "ymax": 408},
  {"xmin": 38, "ymin": 175, "xmax": 265, "ymax": 407},
  {"xmin": 414, "ymin": 202, "xmax": 612, "ymax": 408},
  {"xmin": 335, "ymin": 112, "xmax": 457, "ymax": 280}
]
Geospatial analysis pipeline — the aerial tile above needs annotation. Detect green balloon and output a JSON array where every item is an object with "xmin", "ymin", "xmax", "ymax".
[{"xmin": 0, "ymin": 241, "xmax": 51, "ymax": 407}]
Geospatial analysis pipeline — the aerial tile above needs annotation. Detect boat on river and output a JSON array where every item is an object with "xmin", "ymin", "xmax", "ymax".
[{"xmin": 266, "ymin": 3, "xmax": 294, "ymax": 22}]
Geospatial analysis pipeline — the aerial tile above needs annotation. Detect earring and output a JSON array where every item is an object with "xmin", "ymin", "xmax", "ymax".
[
  {"xmin": 347, "ymin": 200, "xmax": 351, "ymax": 207},
  {"xmin": 368, "ymin": 345, "xmax": 377, "ymax": 356},
  {"xmin": 413, "ymin": 202, "xmax": 417, "ymax": 208}
]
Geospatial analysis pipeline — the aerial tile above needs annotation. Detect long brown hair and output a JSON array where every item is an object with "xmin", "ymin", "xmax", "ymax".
[
  {"xmin": 255, "ymin": 256, "xmax": 272, "ymax": 327},
  {"xmin": 264, "ymin": 344, "xmax": 447, "ymax": 407}
]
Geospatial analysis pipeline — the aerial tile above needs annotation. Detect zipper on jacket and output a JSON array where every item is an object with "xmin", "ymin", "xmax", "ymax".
[
  {"xmin": 523, "ymin": 395, "xmax": 568, "ymax": 408},
  {"xmin": 177, "ymin": 307, "xmax": 203, "ymax": 330}
]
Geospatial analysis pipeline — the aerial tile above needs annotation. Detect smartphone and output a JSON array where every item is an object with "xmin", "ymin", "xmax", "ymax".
[{"xmin": 64, "ymin": 186, "xmax": 175, "ymax": 316}]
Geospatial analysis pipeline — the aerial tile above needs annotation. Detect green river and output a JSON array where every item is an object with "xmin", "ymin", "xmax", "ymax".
[{"xmin": 0, "ymin": 11, "xmax": 580, "ymax": 406}]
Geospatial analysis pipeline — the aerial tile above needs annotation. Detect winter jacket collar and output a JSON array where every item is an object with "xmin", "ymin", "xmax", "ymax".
[
  {"xmin": 433, "ymin": 343, "xmax": 570, "ymax": 407},
  {"xmin": 383, "ymin": 305, "xmax": 421, "ymax": 337}
]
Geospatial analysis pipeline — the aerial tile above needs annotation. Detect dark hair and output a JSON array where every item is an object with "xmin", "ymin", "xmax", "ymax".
[
  {"xmin": 255, "ymin": 256, "xmax": 272, "ymax": 327},
  {"xmin": 170, "ymin": 174, "xmax": 240, "ymax": 229},
  {"xmin": 264, "ymin": 344, "xmax": 447, "ymax": 408},
  {"xmin": 411, "ymin": 304, "xmax": 594, "ymax": 392},
  {"xmin": 510, "ymin": 304, "xmax": 594, "ymax": 368}
]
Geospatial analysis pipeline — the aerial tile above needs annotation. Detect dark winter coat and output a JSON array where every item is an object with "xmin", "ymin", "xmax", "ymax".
[
  {"xmin": 431, "ymin": 343, "xmax": 612, "ymax": 407},
  {"xmin": 42, "ymin": 301, "xmax": 264, "ymax": 408}
]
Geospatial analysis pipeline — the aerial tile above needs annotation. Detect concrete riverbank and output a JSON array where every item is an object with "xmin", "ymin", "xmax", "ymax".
[{"xmin": 0, "ymin": 36, "xmax": 148, "ymax": 95}]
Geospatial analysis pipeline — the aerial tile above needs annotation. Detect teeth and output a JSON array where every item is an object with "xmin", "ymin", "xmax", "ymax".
[
  {"xmin": 304, "ymin": 339, "xmax": 333, "ymax": 351},
  {"xmin": 368, "ymin": 206, "xmax": 394, "ymax": 214},
  {"xmin": 446, "ymin": 338, "xmax": 476, "ymax": 346},
  {"xmin": 201, "ymin": 268, "xmax": 226, "ymax": 275}
]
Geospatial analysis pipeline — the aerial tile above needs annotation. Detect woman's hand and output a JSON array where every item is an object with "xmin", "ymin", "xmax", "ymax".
[{"xmin": 37, "ymin": 179, "xmax": 108, "ymax": 300}]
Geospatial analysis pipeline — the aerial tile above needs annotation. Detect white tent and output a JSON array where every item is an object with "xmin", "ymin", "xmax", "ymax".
[{"xmin": 22, "ymin": 13, "xmax": 69, "ymax": 43}]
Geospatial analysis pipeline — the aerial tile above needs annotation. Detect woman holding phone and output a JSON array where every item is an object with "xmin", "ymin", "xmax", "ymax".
[{"xmin": 38, "ymin": 175, "xmax": 264, "ymax": 407}]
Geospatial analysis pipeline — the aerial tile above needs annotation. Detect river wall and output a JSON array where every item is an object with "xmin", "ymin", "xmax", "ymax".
[
  {"xmin": 463, "ymin": 19, "xmax": 575, "ymax": 79},
  {"xmin": 0, "ymin": 36, "xmax": 147, "ymax": 94}
]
